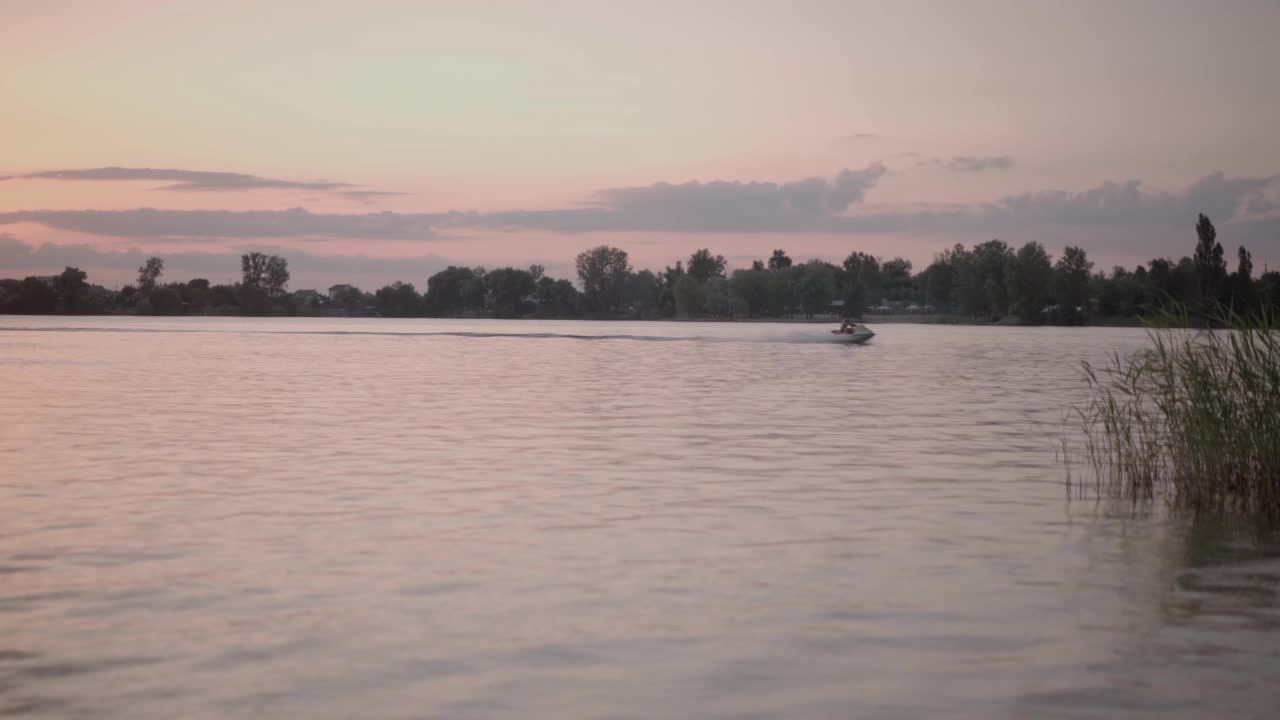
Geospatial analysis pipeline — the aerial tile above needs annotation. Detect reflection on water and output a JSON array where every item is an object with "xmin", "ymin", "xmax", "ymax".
[{"xmin": 1, "ymin": 317, "xmax": 1276, "ymax": 719}]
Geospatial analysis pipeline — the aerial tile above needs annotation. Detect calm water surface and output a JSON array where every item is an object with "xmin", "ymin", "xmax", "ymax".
[{"xmin": 1, "ymin": 317, "xmax": 1277, "ymax": 719}]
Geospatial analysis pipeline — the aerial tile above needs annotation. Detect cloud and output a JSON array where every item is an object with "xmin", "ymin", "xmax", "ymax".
[
  {"xmin": 11, "ymin": 166, "xmax": 357, "ymax": 193},
  {"xmin": 0, "ymin": 234, "xmax": 453, "ymax": 287},
  {"xmin": 947, "ymin": 155, "xmax": 1015, "ymax": 172},
  {"xmin": 987, "ymin": 172, "xmax": 1279, "ymax": 229},
  {"xmin": 3, "ymin": 169, "xmax": 1277, "ymax": 261},
  {"xmin": 339, "ymin": 190, "xmax": 411, "ymax": 205},
  {"xmin": 836, "ymin": 132, "xmax": 883, "ymax": 142},
  {"xmin": 0, "ymin": 207, "xmax": 446, "ymax": 240},
  {"xmin": 474, "ymin": 164, "xmax": 889, "ymax": 233}
]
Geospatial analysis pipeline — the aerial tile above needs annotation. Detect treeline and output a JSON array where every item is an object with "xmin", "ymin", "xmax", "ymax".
[
  {"xmin": 0, "ymin": 252, "xmax": 293, "ymax": 316},
  {"xmin": 3, "ymin": 214, "xmax": 1277, "ymax": 323}
]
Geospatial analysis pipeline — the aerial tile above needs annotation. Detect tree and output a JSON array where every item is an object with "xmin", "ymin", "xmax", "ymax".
[
  {"xmin": 459, "ymin": 273, "xmax": 487, "ymax": 313},
  {"xmin": 919, "ymin": 245, "xmax": 962, "ymax": 311},
  {"xmin": 143, "ymin": 285, "xmax": 182, "ymax": 315},
  {"xmin": 265, "ymin": 255, "xmax": 290, "ymax": 297},
  {"xmin": 1095, "ymin": 266, "xmax": 1144, "ymax": 318},
  {"xmin": 331, "ymin": 285, "xmax": 367, "ymax": 312},
  {"xmin": 687, "ymin": 248, "xmax": 727, "ymax": 282},
  {"xmin": 210, "ymin": 284, "xmax": 239, "ymax": 311},
  {"xmin": 1053, "ymin": 246, "xmax": 1093, "ymax": 324},
  {"xmin": 673, "ymin": 274, "xmax": 706, "ymax": 317},
  {"xmin": 767, "ymin": 249, "xmax": 793, "ymax": 270},
  {"xmin": 768, "ymin": 265, "xmax": 802, "ymax": 316},
  {"xmin": 841, "ymin": 251, "xmax": 882, "ymax": 315},
  {"xmin": 424, "ymin": 266, "xmax": 477, "ymax": 316},
  {"xmin": 880, "ymin": 257, "xmax": 914, "ymax": 303},
  {"xmin": 622, "ymin": 270, "xmax": 660, "ymax": 318},
  {"xmin": 137, "ymin": 257, "xmax": 164, "ymax": 292},
  {"xmin": 237, "ymin": 284, "xmax": 270, "ymax": 315},
  {"xmin": 239, "ymin": 252, "xmax": 289, "ymax": 297},
  {"xmin": 703, "ymin": 276, "xmax": 735, "ymax": 317},
  {"xmin": 13, "ymin": 277, "xmax": 59, "ymax": 314},
  {"xmin": 796, "ymin": 261, "xmax": 837, "ymax": 317},
  {"xmin": 1005, "ymin": 241, "xmax": 1053, "ymax": 324},
  {"xmin": 730, "ymin": 268, "xmax": 771, "ymax": 317},
  {"xmin": 964, "ymin": 240, "xmax": 1012, "ymax": 319},
  {"xmin": 181, "ymin": 278, "xmax": 212, "ymax": 313},
  {"xmin": 575, "ymin": 245, "xmax": 631, "ymax": 314},
  {"xmin": 751, "ymin": 259, "xmax": 765, "ymax": 271},
  {"xmin": 1171, "ymin": 257, "xmax": 1202, "ymax": 309},
  {"xmin": 1237, "ymin": 245, "xmax": 1253, "ymax": 280},
  {"xmin": 241, "ymin": 252, "xmax": 268, "ymax": 288},
  {"xmin": 1225, "ymin": 246, "xmax": 1259, "ymax": 314},
  {"xmin": 484, "ymin": 267, "xmax": 537, "ymax": 318},
  {"xmin": 55, "ymin": 267, "xmax": 88, "ymax": 314},
  {"xmin": 656, "ymin": 261, "xmax": 684, "ymax": 317},
  {"xmin": 374, "ymin": 282, "xmax": 422, "ymax": 317},
  {"xmin": 1193, "ymin": 213, "xmax": 1226, "ymax": 307},
  {"xmin": 532, "ymin": 276, "xmax": 580, "ymax": 318},
  {"xmin": 1260, "ymin": 270, "xmax": 1280, "ymax": 314}
]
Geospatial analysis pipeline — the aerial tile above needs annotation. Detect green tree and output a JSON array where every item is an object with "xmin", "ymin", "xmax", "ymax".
[
  {"xmin": 532, "ymin": 276, "xmax": 580, "ymax": 318},
  {"xmin": 330, "ymin": 285, "xmax": 367, "ymax": 312},
  {"xmin": 181, "ymin": 278, "xmax": 212, "ymax": 313},
  {"xmin": 797, "ymin": 261, "xmax": 837, "ymax": 316},
  {"xmin": 265, "ymin": 255, "xmax": 290, "ymax": 297},
  {"xmin": 1193, "ymin": 213, "xmax": 1226, "ymax": 306},
  {"xmin": 1225, "ymin": 245, "xmax": 1259, "ymax": 314},
  {"xmin": 1052, "ymin": 245, "xmax": 1093, "ymax": 324},
  {"xmin": 920, "ymin": 245, "xmax": 963, "ymax": 311},
  {"xmin": 703, "ymin": 276, "xmax": 734, "ymax": 317},
  {"xmin": 137, "ymin": 257, "xmax": 164, "ymax": 292},
  {"xmin": 241, "ymin": 252, "xmax": 268, "ymax": 288},
  {"xmin": 143, "ymin": 285, "xmax": 182, "ymax": 315},
  {"xmin": 237, "ymin": 284, "xmax": 270, "ymax": 315},
  {"xmin": 575, "ymin": 245, "xmax": 631, "ymax": 314},
  {"xmin": 965, "ymin": 240, "xmax": 1012, "ymax": 319},
  {"xmin": 374, "ymin": 282, "xmax": 423, "ymax": 317},
  {"xmin": 880, "ymin": 257, "xmax": 914, "ymax": 303},
  {"xmin": 1005, "ymin": 241, "xmax": 1053, "ymax": 324},
  {"xmin": 459, "ymin": 273, "xmax": 487, "ymax": 313},
  {"xmin": 768, "ymin": 265, "xmax": 802, "ymax": 315},
  {"xmin": 841, "ymin": 251, "xmax": 882, "ymax": 315},
  {"xmin": 484, "ymin": 267, "xmax": 537, "ymax": 317},
  {"xmin": 1259, "ymin": 270, "xmax": 1280, "ymax": 313},
  {"xmin": 655, "ymin": 261, "xmax": 684, "ymax": 317},
  {"xmin": 730, "ymin": 268, "xmax": 771, "ymax": 317},
  {"xmin": 424, "ymin": 266, "xmax": 477, "ymax": 316},
  {"xmin": 210, "ymin": 284, "xmax": 239, "ymax": 311},
  {"xmin": 673, "ymin": 274, "xmax": 706, "ymax": 317},
  {"xmin": 14, "ymin": 277, "xmax": 58, "ymax": 313},
  {"xmin": 622, "ymin": 270, "xmax": 660, "ymax": 318},
  {"xmin": 767, "ymin": 249, "xmax": 793, "ymax": 270},
  {"xmin": 240, "ymin": 252, "xmax": 289, "ymax": 297},
  {"xmin": 687, "ymin": 248, "xmax": 727, "ymax": 282},
  {"xmin": 55, "ymin": 267, "xmax": 88, "ymax": 314}
]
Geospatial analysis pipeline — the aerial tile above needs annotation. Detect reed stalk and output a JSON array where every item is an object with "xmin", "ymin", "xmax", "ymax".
[{"xmin": 1070, "ymin": 305, "xmax": 1280, "ymax": 518}]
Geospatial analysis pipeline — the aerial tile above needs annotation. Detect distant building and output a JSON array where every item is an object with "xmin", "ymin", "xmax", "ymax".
[
  {"xmin": 293, "ymin": 289, "xmax": 322, "ymax": 306},
  {"xmin": 328, "ymin": 284, "xmax": 356, "ymax": 301}
]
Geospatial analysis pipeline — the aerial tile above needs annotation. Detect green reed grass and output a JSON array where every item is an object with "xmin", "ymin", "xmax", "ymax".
[{"xmin": 1069, "ymin": 305, "xmax": 1280, "ymax": 517}]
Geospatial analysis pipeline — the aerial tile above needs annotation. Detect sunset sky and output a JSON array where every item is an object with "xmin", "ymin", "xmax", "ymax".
[{"xmin": 3, "ymin": 0, "xmax": 1279, "ymax": 289}]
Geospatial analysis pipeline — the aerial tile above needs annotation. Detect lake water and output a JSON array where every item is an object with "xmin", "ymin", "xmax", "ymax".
[{"xmin": 1, "ymin": 316, "xmax": 1277, "ymax": 719}]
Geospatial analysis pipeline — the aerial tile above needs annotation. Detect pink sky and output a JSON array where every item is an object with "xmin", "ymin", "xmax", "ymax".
[{"xmin": 3, "ymin": 0, "xmax": 1279, "ymax": 288}]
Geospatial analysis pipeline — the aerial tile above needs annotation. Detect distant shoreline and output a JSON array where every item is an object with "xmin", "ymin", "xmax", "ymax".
[{"xmin": 4, "ymin": 311, "xmax": 1148, "ymax": 327}]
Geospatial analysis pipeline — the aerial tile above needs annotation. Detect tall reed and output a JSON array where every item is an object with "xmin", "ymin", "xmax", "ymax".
[{"xmin": 1071, "ymin": 305, "xmax": 1280, "ymax": 517}]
